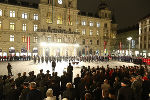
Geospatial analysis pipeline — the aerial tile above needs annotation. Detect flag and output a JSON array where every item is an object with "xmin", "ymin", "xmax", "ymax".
[
  {"xmin": 104, "ymin": 41, "xmax": 106, "ymax": 49},
  {"xmin": 120, "ymin": 42, "xmax": 122, "ymax": 51},
  {"xmin": 27, "ymin": 36, "xmax": 30, "ymax": 51}
]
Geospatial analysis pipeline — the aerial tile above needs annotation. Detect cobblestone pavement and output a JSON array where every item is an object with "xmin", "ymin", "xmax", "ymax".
[{"xmin": 0, "ymin": 60, "xmax": 137, "ymax": 79}]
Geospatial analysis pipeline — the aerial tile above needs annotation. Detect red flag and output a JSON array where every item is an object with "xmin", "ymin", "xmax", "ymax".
[
  {"xmin": 27, "ymin": 36, "xmax": 30, "ymax": 51},
  {"xmin": 120, "ymin": 42, "xmax": 122, "ymax": 51},
  {"xmin": 104, "ymin": 41, "xmax": 106, "ymax": 49}
]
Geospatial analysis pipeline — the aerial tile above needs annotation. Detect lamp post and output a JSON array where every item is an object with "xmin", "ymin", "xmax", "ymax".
[{"xmin": 127, "ymin": 37, "xmax": 132, "ymax": 56}]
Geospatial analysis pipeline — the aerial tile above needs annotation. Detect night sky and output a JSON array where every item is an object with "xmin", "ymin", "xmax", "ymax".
[{"xmin": 78, "ymin": 0, "xmax": 150, "ymax": 29}]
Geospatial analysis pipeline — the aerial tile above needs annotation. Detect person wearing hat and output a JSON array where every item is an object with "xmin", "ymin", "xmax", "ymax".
[
  {"xmin": 117, "ymin": 78, "xmax": 135, "ymax": 100},
  {"xmin": 45, "ymin": 70, "xmax": 51, "ymax": 78}
]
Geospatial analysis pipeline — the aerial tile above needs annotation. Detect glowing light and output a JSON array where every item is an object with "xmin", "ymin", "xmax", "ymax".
[
  {"xmin": 40, "ymin": 42, "xmax": 80, "ymax": 47},
  {"xmin": 127, "ymin": 37, "xmax": 132, "ymax": 41}
]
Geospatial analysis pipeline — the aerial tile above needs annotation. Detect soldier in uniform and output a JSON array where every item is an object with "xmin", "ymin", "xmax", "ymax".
[
  {"xmin": 52, "ymin": 60, "xmax": 56, "ymax": 72},
  {"xmin": 7, "ymin": 63, "xmax": 13, "ymax": 76},
  {"xmin": 41, "ymin": 56, "xmax": 44, "ymax": 63}
]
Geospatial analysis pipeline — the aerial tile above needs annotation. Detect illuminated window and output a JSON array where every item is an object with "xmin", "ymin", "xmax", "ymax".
[
  {"xmin": 0, "ymin": 9, "xmax": 2, "ymax": 16},
  {"xmin": 23, "ymin": 24, "xmax": 26, "ymax": 31},
  {"xmin": 0, "ymin": 21, "xmax": 1, "ymax": 29},
  {"xmin": 89, "ymin": 21, "xmax": 93, "ymax": 26},
  {"xmin": 10, "ymin": 22, "xmax": 15, "ymax": 30},
  {"xmin": 22, "ymin": 13, "xmax": 28, "ymax": 19},
  {"xmin": 34, "ymin": 14, "xmax": 38, "ymax": 20},
  {"xmin": 90, "ymin": 30, "xmax": 93, "ymax": 35},
  {"xmin": 46, "ymin": 13, "xmax": 52, "ymax": 24},
  {"xmin": 82, "ymin": 29, "xmax": 86, "ymax": 35},
  {"xmin": 34, "ymin": 37, "xmax": 38, "ymax": 43},
  {"xmin": 58, "ymin": 38, "xmax": 61, "ymax": 43},
  {"xmin": 10, "ymin": 35, "xmax": 14, "ymax": 42},
  {"xmin": 34, "ymin": 25, "xmax": 38, "ymax": 31},
  {"xmin": 97, "ymin": 30, "xmax": 99, "ymax": 35},
  {"xmin": 57, "ymin": 16, "xmax": 62, "ymax": 24},
  {"xmin": 97, "ymin": 22, "xmax": 100, "ymax": 27},
  {"xmin": 22, "ymin": 36, "xmax": 26, "ymax": 42},
  {"xmin": 81, "ymin": 21, "xmax": 86, "ymax": 26},
  {"xmin": 10, "ymin": 11, "xmax": 15, "ymax": 17}
]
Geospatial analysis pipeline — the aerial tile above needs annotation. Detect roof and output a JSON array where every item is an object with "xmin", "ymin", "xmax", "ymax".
[{"xmin": 0, "ymin": 0, "xmax": 38, "ymax": 9}]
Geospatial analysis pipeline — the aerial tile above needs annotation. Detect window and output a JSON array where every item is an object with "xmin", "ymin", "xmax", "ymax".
[
  {"xmin": 89, "ymin": 21, "xmax": 93, "ymax": 26},
  {"xmin": 10, "ymin": 11, "xmax": 15, "ymax": 17},
  {"xmin": 97, "ymin": 30, "xmax": 99, "ymax": 35},
  {"xmin": 22, "ymin": 24, "xmax": 26, "ymax": 31},
  {"xmin": 90, "ymin": 30, "xmax": 93, "ymax": 35},
  {"xmin": 22, "ymin": 36, "xmax": 26, "ymax": 42},
  {"xmin": 57, "ymin": 16, "xmax": 62, "ymax": 24},
  {"xmin": 34, "ymin": 14, "xmax": 38, "ymax": 20},
  {"xmin": 97, "ymin": 22, "xmax": 100, "ymax": 27},
  {"xmin": 81, "ymin": 21, "xmax": 86, "ymax": 26},
  {"xmin": 10, "ymin": 35, "xmax": 14, "ymax": 42},
  {"xmin": 34, "ymin": 37, "xmax": 38, "ymax": 43},
  {"xmin": 22, "ymin": 13, "xmax": 28, "ymax": 19},
  {"xmin": 47, "ymin": 36, "xmax": 51, "ymax": 42},
  {"xmin": 97, "ymin": 40, "xmax": 99, "ymax": 45},
  {"xmin": 104, "ymin": 23, "xmax": 107, "ymax": 28},
  {"xmin": 82, "ymin": 29, "xmax": 86, "ymax": 35},
  {"xmin": 0, "ymin": 9, "xmax": 2, "ymax": 16},
  {"xmin": 58, "ymin": 38, "xmax": 61, "ymax": 43},
  {"xmin": 90, "ymin": 40, "xmax": 92, "ymax": 45},
  {"xmin": 10, "ymin": 22, "xmax": 15, "ymax": 30},
  {"xmin": 34, "ymin": 25, "xmax": 38, "ymax": 31},
  {"xmin": 82, "ymin": 39, "xmax": 85, "ymax": 45},
  {"xmin": 46, "ymin": 13, "xmax": 52, "ymax": 24},
  {"xmin": 0, "ymin": 21, "xmax": 1, "ymax": 29}
]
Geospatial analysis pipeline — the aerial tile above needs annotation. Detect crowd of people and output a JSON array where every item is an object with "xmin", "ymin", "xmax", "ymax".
[{"xmin": 0, "ymin": 61, "xmax": 150, "ymax": 100}]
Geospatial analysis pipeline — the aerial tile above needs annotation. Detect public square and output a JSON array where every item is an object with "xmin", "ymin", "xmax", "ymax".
[{"xmin": 0, "ymin": 60, "xmax": 136, "ymax": 79}]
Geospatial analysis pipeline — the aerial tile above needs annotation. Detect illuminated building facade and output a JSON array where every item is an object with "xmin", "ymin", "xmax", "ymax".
[
  {"xmin": 0, "ymin": 0, "xmax": 116, "ymax": 57},
  {"xmin": 139, "ymin": 14, "xmax": 150, "ymax": 57}
]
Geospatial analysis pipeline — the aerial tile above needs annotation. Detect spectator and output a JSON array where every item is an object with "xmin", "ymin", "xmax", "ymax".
[
  {"xmin": 85, "ymin": 93, "xmax": 92, "ymax": 100},
  {"xmin": 101, "ymin": 79, "xmax": 110, "ymax": 91},
  {"xmin": 63, "ymin": 82, "xmax": 76, "ymax": 100},
  {"xmin": 117, "ymin": 79, "xmax": 135, "ymax": 100},
  {"xmin": 44, "ymin": 88, "xmax": 56, "ymax": 100},
  {"xmin": 20, "ymin": 82, "xmax": 30, "ymax": 100},
  {"xmin": 26, "ymin": 82, "xmax": 43, "ymax": 100}
]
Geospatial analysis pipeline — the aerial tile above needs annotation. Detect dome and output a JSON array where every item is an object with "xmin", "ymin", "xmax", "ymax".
[{"xmin": 98, "ymin": 0, "xmax": 109, "ymax": 10}]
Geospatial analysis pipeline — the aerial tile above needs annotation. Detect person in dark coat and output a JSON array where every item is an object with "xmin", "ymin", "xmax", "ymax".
[
  {"xmin": 7, "ymin": 84, "xmax": 20, "ymax": 100},
  {"xmin": 74, "ymin": 74, "xmax": 81, "ymax": 100},
  {"xmin": 26, "ymin": 82, "xmax": 43, "ymax": 100},
  {"xmin": 63, "ymin": 83, "xmax": 76, "ymax": 100},
  {"xmin": 67, "ymin": 63, "xmax": 73, "ymax": 82},
  {"xmin": 117, "ymin": 79, "xmax": 135, "ymax": 100},
  {"xmin": 52, "ymin": 60, "xmax": 56, "ymax": 72},
  {"xmin": 15, "ymin": 73, "xmax": 23, "ymax": 89},
  {"xmin": 20, "ymin": 82, "xmax": 30, "ymax": 100},
  {"xmin": 7, "ymin": 63, "xmax": 12, "ymax": 76}
]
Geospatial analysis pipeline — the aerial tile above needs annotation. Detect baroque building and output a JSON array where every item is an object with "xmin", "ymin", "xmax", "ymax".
[
  {"xmin": 0, "ymin": 0, "xmax": 117, "ymax": 57},
  {"xmin": 139, "ymin": 14, "xmax": 150, "ymax": 57}
]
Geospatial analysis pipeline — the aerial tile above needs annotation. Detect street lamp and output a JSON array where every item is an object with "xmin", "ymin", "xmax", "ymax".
[{"xmin": 127, "ymin": 37, "xmax": 132, "ymax": 56}]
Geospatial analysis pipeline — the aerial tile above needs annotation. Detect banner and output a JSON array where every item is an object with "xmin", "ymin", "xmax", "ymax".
[{"xmin": 27, "ymin": 36, "xmax": 30, "ymax": 51}]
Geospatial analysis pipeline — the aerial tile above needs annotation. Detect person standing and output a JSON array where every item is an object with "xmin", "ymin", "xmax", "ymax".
[
  {"xmin": 26, "ymin": 82, "xmax": 43, "ymax": 100},
  {"xmin": 52, "ymin": 60, "xmax": 56, "ymax": 72},
  {"xmin": 7, "ymin": 63, "xmax": 12, "ymax": 76},
  {"xmin": 117, "ymin": 79, "xmax": 135, "ymax": 100}
]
